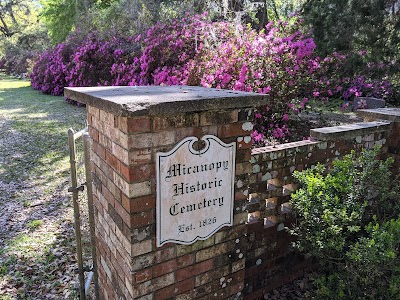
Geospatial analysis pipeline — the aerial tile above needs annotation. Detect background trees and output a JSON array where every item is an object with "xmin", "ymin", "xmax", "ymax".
[
  {"xmin": 302, "ymin": 0, "xmax": 400, "ymax": 74},
  {"xmin": 1, "ymin": 0, "xmax": 399, "ymax": 85}
]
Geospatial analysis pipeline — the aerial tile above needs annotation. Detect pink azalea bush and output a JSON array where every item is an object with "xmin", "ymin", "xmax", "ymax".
[
  {"xmin": 31, "ymin": 43, "xmax": 75, "ymax": 95},
  {"xmin": 30, "ymin": 14, "xmax": 399, "ymax": 144}
]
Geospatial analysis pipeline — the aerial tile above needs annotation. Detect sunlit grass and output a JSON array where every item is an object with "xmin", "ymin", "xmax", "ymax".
[{"xmin": 0, "ymin": 74, "xmax": 87, "ymax": 298}]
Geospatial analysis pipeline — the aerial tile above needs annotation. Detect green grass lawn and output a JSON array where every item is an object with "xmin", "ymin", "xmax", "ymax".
[{"xmin": 0, "ymin": 74, "xmax": 89, "ymax": 299}]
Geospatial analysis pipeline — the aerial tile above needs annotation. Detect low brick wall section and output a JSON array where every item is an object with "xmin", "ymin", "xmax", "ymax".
[
  {"xmin": 357, "ymin": 108, "xmax": 400, "ymax": 170},
  {"xmin": 244, "ymin": 121, "xmax": 391, "ymax": 299}
]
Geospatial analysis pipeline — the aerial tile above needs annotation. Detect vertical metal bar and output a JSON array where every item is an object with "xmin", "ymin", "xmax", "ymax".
[
  {"xmin": 68, "ymin": 128, "xmax": 86, "ymax": 300},
  {"xmin": 83, "ymin": 132, "xmax": 100, "ymax": 299}
]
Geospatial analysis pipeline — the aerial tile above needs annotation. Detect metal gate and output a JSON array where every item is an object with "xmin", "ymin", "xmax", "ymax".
[{"xmin": 67, "ymin": 128, "xmax": 100, "ymax": 300}]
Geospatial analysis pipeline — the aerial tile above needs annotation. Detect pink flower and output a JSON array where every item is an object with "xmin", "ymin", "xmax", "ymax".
[{"xmin": 262, "ymin": 86, "xmax": 271, "ymax": 94}]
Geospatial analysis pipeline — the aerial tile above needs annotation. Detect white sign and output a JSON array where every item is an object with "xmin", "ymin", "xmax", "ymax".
[{"xmin": 156, "ymin": 135, "xmax": 236, "ymax": 247}]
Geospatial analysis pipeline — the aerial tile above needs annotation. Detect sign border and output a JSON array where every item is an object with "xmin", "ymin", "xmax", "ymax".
[{"xmin": 156, "ymin": 135, "xmax": 236, "ymax": 247}]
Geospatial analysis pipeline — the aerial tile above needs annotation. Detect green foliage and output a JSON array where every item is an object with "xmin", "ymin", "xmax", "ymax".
[
  {"xmin": 302, "ymin": 0, "xmax": 400, "ymax": 78},
  {"xmin": 290, "ymin": 147, "xmax": 400, "ymax": 299},
  {"xmin": 39, "ymin": 0, "xmax": 78, "ymax": 44},
  {"xmin": 0, "ymin": 1, "xmax": 50, "ymax": 74},
  {"xmin": 26, "ymin": 220, "xmax": 43, "ymax": 231}
]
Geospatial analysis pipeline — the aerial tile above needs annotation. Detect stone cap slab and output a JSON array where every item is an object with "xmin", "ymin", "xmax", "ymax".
[
  {"xmin": 310, "ymin": 121, "xmax": 391, "ymax": 141},
  {"xmin": 357, "ymin": 108, "xmax": 400, "ymax": 122},
  {"xmin": 64, "ymin": 86, "xmax": 268, "ymax": 117}
]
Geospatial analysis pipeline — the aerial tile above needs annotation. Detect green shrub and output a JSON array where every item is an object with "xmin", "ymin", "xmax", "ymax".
[{"xmin": 290, "ymin": 147, "xmax": 400, "ymax": 299}]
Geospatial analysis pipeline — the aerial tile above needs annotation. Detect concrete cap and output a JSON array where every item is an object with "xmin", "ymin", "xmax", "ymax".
[
  {"xmin": 310, "ymin": 121, "xmax": 391, "ymax": 141},
  {"xmin": 357, "ymin": 108, "xmax": 400, "ymax": 122},
  {"xmin": 64, "ymin": 86, "xmax": 268, "ymax": 117}
]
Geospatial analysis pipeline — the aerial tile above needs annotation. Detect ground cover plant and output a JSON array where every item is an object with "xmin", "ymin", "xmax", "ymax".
[
  {"xmin": 0, "ymin": 74, "xmax": 88, "ymax": 299},
  {"xmin": 289, "ymin": 147, "xmax": 400, "ymax": 299}
]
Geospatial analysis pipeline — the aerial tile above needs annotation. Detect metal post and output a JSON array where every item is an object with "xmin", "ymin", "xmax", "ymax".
[
  {"xmin": 83, "ymin": 132, "xmax": 100, "ymax": 299},
  {"xmin": 68, "ymin": 128, "xmax": 86, "ymax": 300}
]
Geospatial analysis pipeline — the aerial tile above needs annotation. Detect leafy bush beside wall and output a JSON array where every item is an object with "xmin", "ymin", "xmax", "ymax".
[{"xmin": 289, "ymin": 147, "xmax": 400, "ymax": 299}]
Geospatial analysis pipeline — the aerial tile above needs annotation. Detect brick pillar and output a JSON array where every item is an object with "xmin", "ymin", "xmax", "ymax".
[{"xmin": 65, "ymin": 86, "xmax": 266, "ymax": 300}]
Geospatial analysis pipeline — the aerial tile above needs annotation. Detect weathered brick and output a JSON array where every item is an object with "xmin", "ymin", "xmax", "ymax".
[
  {"xmin": 152, "ymin": 272, "xmax": 175, "ymax": 290},
  {"xmin": 218, "ymin": 122, "xmax": 251, "ymax": 138},
  {"xmin": 129, "ymin": 131, "xmax": 175, "ymax": 149},
  {"xmin": 200, "ymin": 110, "xmax": 239, "ymax": 126},
  {"xmin": 196, "ymin": 243, "xmax": 228, "ymax": 262},
  {"xmin": 105, "ymin": 150, "xmax": 120, "ymax": 172},
  {"xmin": 131, "ymin": 210, "xmax": 154, "ymax": 228},
  {"xmin": 89, "ymin": 126, "xmax": 99, "ymax": 142},
  {"xmin": 129, "ymin": 149, "xmax": 152, "ymax": 165},
  {"xmin": 99, "ymin": 132, "xmax": 112, "ymax": 150},
  {"xmin": 133, "ymin": 267, "xmax": 153, "ymax": 284},
  {"xmin": 176, "ymin": 259, "xmax": 214, "ymax": 282},
  {"xmin": 119, "ymin": 116, "xmax": 151, "ymax": 133},
  {"xmin": 195, "ymin": 265, "xmax": 230, "ymax": 287},
  {"xmin": 113, "ymin": 171, "xmax": 151, "ymax": 198},
  {"xmin": 99, "ymin": 109, "xmax": 115, "ymax": 127},
  {"xmin": 153, "ymin": 114, "xmax": 199, "ymax": 131},
  {"xmin": 122, "ymin": 194, "xmax": 156, "ymax": 214},
  {"xmin": 155, "ymin": 278, "xmax": 195, "ymax": 300},
  {"xmin": 111, "ymin": 142, "xmax": 129, "ymax": 165},
  {"xmin": 176, "ymin": 238, "xmax": 215, "ymax": 256},
  {"xmin": 88, "ymin": 105, "xmax": 100, "ymax": 119},
  {"xmin": 120, "ymin": 163, "xmax": 154, "ymax": 183},
  {"xmin": 114, "ymin": 199, "xmax": 130, "ymax": 227},
  {"xmin": 131, "ymin": 253, "xmax": 156, "ymax": 272},
  {"xmin": 193, "ymin": 126, "xmax": 219, "ymax": 138},
  {"xmin": 131, "ymin": 239, "xmax": 153, "ymax": 257},
  {"xmin": 155, "ymin": 246, "xmax": 177, "ymax": 264},
  {"xmin": 153, "ymin": 259, "xmax": 178, "ymax": 277}
]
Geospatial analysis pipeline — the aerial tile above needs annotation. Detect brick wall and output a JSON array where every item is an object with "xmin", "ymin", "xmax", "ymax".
[
  {"xmin": 243, "ymin": 121, "xmax": 391, "ymax": 299},
  {"xmin": 65, "ymin": 86, "xmax": 400, "ymax": 300}
]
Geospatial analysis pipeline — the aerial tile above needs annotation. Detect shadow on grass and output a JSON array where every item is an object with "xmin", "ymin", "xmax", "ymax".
[
  {"xmin": 0, "ymin": 78, "xmax": 91, "ymax": 298},
  {"xmin": 0, "ymin": 216, "xmax": 91, "ymax": 299}
]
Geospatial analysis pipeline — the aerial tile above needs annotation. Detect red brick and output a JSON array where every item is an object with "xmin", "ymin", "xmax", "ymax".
[
  {"xmin": 176, "ymin": 253, "xmax": 195, "ymax": 268},
  {"xmin": 120, "ymin": 163, "xmax": 154, "ymax": 183},
  {"xmin": 176, "ymin": 259, "xmax": 214, "ymax": 282},
  {"xmin": 155, "ymin": 247, "xmax": 177, "ymax": 264},
  {"xmin": 103, "ymin": 187, "xmax": 115, "ymax": 207},
  {"xmin": 105, "ymin": 150, "xmax": 120, "ymax": 172},
  {"xmin": 154, "ymin": 259, "xmax": 178, "ymax": 277},
  {"xmin": 192, "ymin": 126, "xmax": 218, "ymax": 138},
  {"xmin": 130, "ymin": 210, "xmax": 154, "ymax": 228},
  {"xmin": 121, "ymin": 194, "xmax": 155, "ymax": 213},
  {"xmin": 218, "ymin": 123, "xmax": 248, "ymax": 138},
  {"xmin": 155, "ymin": 278, "xmax": 195, "ymax": 300},
  {"xmin": 114, "ymin": 199, "xmax": 130, "ymax": 227},
  {"xmin": 119, "ymin": 116, "xmax": 151, "ymax": 133},
  {"xmin": 200, "ymin": 110, "xmax": 238, "ymax": 126},
  {"xmin": 92, "ymin": 141, "xmax": 106, "ymax": 160},
  {"xmin": 134, "ymin": 267, "xmax": 153, "ymax": 283},
  {"xmin": 89, "ymin": 127, "xmax": 99, "ymax": 142},
  {"xmin": 130, "ymin": 149, "xmax": 152, "ymax": 165},
  {"xmin": 153, "ymin": 114, "xmax": 199, "ymax": 131}
]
